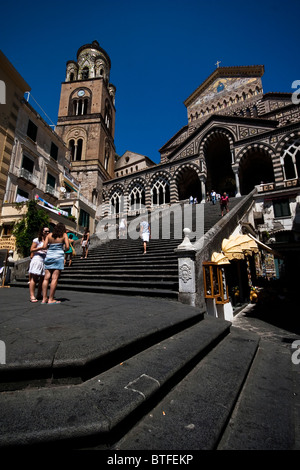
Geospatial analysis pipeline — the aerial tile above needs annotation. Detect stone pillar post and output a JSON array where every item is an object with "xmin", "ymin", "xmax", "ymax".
[{"xmin": 175, "ymin": 228, "xmax": 196, "ymax": 306}]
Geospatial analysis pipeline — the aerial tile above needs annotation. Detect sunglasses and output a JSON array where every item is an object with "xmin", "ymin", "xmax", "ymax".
[{"xmin": 44, "ymin": 230, "xmax": 50, "ymax": 233}]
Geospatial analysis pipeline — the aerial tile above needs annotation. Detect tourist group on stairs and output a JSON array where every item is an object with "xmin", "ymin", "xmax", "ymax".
[{"xmin": 27, "ymin": 223, "xmax": 89, "ymax": 304}]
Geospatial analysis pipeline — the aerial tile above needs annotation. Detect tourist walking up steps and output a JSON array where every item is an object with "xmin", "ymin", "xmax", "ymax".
[
  {"xmin": 41, "ymin": 223, "xmax": 69, "ymax": 304},
  {"xmin": 28, "ymin": 225, "xmax": 49, "ymax": 302},
  {"xmin": 81, "ymin": 227, "xmax": 90, "ymax": 259},
  {"xmin": 220, "ymin": 192, "xmax": 229, "ymax": 216},
  {"xmin": 119, "ymin": 218, "xmax": 127, "ymax": 239},
  {"xmin": 140, "ymin": 218, "xmax": 150, "ymax": 254}
]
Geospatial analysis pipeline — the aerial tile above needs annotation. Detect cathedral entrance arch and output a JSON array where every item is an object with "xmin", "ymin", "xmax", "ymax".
[
  {"xmin": 238, "ymin": 147, "xmax": 275, "ymax": 195},
  {"xmin": 176, "ymin": 165, "xmax": 202, "ymax": 202},
  {"xmin": 202, "ymin": 130, "xmax": 235, "ymax": 197}
]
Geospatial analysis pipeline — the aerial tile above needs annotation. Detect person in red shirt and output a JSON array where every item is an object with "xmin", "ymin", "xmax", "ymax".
[{"xmin": 220, "ymin": 192, "xmax": 229, "ymax": 216}]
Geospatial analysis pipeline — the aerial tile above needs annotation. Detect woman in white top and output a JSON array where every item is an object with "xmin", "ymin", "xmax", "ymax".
[
  {"xmin": 140, "ymin": 218, "xmax": 150, "ymax": 254},
  {"xmin": 28, "ymin": 226, "xmax": 49, "ymax": 302}
]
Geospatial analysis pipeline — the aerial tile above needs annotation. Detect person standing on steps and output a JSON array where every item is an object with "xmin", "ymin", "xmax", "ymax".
[
  {"xmin": 220, "ymin": 192, "xmax": 229, "ymax": 216},
  {"xmin": 211, "ymin": 190, "xmax": 216, "ymax": 205},
  {"xmin": 140, "ymin": 218, "xmax": 150, "ymax": 254},
  {"xmin": 28, "ymin": 226, "xmax": 49, "ymax": 302},
  {"xmin": 189, "ymin": 195, "xmax": 194, "ymax": 204},
  {"xmin": 41, "ymin": 223, "xmax": 69, "ymax": 304},
  {"xmin": 81, "ymin": 227, "xmax": 90, "ymax": 259},
  {"xmin": 119, "ymin": 218, "xmax": 127, "ymax": 239},
  {"xmin": 64, "ymin": 233, "xmax": 75, "ymax": 267}
]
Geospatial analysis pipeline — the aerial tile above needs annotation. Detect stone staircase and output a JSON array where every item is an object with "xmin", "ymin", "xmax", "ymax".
[
  {"xmin": 0, "ymin": 287, "xmax": 297, "ymax": 450},
  {"xmin": 1, "ymin": 195, "xmax": 298, "ymax": 450},
  {"xmin": 10, "ymin": 198, "xmax": 244, "ymax": 298}
]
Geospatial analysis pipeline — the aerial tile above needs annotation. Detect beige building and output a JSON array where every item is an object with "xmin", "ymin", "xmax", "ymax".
[
  {"xmin": 115, "ymin": 151, "xmax": 155, "ymax": 178},
  {"xmin": 0, "ymin": 50, "xmax": 98, "ymax": 256},
  {"xmin": 0, "ymin": 50, "xmax": 30, "ymax": 213}
]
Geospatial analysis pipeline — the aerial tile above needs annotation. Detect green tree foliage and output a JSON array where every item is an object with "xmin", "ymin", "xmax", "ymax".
[{"xmin": 13, "ymin": 200, "xmax": 49, "ymax": 257}]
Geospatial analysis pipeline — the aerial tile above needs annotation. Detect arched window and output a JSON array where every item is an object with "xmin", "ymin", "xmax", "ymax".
[
  {"xmin": 104, "ymin": 152, "xmax": 109, "ymax": 171},
  {"xmin": 129, "ymin": 184, "xmax": 145, "ymax": 211},
  {"xmin": 296, "ymin": 149, "xmax": 300, "ymax": 177},
  {"xmin": 69, "ymin": 140, "xmax": 75, "ymax": 160},
  {"xmin": 105, "ymin": 100, "xmax": 112, "ymax": 131},
  {"xmin": 151, "ymin": 176, "xmax": 170, "ymax": 206},
  {"xmin": 110, "ymin": 189, "xmax": 124, "ymax": 215},
  {"xmin": 246, "ymin": 107, "xmax": 251, "ymax": 117},
  {"xmin": 72, "ymin": 98, "xmax": 89, "ymax": 116},
  {"xmin": 284, "ymin": 154, "xmax": 295, "ymax": 180},
  {"xmin": 82, "ymin": 67, "xmax": 89, "ymax": 80},
  {"xmin": 253, "ymin": 105, "xmax": 258, "ymax": 117},
  {"xmin": 282, "ymin": 139, "xmax": 300, "ymax": 180},
  {"xmin": 77, "ymin": 139, "xmax": 83, "ymax": 161},
  {"xmin": 69, "ymin": 138, "xmax": 83, "ymax": 161},
  {"xmin": 70, "ymin": 73, "xmax": 74, "ymax": 81}
]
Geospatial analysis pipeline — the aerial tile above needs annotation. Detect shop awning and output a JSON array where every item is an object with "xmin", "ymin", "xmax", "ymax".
[
  {"xmin": 211, "ymin": 252, "xmax": 231, "ymax": 265},
  {"xmin": 221, "ymin": 234, "xmax": 259, "ymax": 260},
  {"xmin": 247, "ymin": 234, "xmax": 283, "ymax": 258},
  {"xmin": 221, "ymin": 237, "xmax": 245, "ymax": 260},
  {"xmin": 64, "ymin": 181, "xmax": 78, "ymax": 192}
]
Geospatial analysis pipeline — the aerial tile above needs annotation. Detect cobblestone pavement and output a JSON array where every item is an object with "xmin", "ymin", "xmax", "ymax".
[
  {"xmin": 232, "ymin": 302, "xmax": 300, "ymax": 345},
  {"xmin": 232, "ymin": 301, "xmax": 300, "ymax": 451}
]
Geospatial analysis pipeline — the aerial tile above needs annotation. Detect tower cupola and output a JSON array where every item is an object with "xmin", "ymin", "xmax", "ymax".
[{"xmin": 65, "ymin": 40, "xmax": 111, "ymax": 83}]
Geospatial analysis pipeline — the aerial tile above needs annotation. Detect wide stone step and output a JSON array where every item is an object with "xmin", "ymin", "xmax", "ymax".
[
  {"xmin": 113, "ymin": 328, "xmax": 259, "ymax": 450},
  {"xmin": 0, "ymin": 315, "xmax": 232, "ymax": 448},
  {"xmin": 58, "ymin": 278, "xmax": 178, "ymax": 290},
  {"xmin": 217, "ymin": 339, "xmax": 296, "ymax": 450},
  {"xmin": 60, "ymin": 273, "xmax": 178, "ymax": 281}
]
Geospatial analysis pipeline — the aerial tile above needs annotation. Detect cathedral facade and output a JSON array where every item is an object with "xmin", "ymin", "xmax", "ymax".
[
  {"xmin": 101, "ymin": 64, "xmax": 300, "ymax": 219},
  {"xmin": 55, "ymin": 41, "xmax": 300, "ymax": 240}
]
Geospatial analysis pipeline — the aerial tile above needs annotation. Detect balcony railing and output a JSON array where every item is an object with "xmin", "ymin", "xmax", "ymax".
[
  {"xmin": 61, "ymin": 191, "xmax": 96, "ymax": 211},
  {"xmin": 256, "ymin": 178, "xmax": 299, "ymax": 193},
  {"xmin": 18, "ymin": 168, "xmax": 38, "ymax": 186},
  {"xmin": 64, "ymin": 169, "xmax": 80, "ymax": 191},
  {"xmin": 45, "ymin": 184, "xmax": 59, "ymax": 198},
  {"xmin": 283, "ymin": 178, "xmax": 299, "ymax": 188}
]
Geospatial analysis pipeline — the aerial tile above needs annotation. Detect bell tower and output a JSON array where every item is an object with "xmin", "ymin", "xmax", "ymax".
[{"xmin": 56, "ymin": 40, "xmax": 116, "ymax": 205}]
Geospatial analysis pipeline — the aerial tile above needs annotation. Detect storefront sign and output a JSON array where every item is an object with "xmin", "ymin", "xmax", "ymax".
[{"xmin": 0, "ymin": 238, "xmax": 16, "ymax": 250}]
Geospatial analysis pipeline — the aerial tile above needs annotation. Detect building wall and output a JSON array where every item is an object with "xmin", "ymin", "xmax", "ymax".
[{"xmin": 0, "ymin": 50, "xmax": 30, "ymax": 212}]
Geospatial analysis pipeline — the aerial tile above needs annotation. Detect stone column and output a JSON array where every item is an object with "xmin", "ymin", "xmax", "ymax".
[
  {"xmin": 233, "ymin": 166, "xmax": 241, "ymax": 197},
  {"xmin": 200, "ymin": 176, "xmax": 206, "ymax": 203},
  {"xmin": 170, "ymin": 179, "xmax": 179, "ymax": 204},
  {"xmin": 175, "ymin": 228, "xmax": 197, "ymax": 306}
]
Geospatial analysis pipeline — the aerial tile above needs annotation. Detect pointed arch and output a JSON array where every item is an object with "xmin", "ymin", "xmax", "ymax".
[
  {"xmin": 173, "ymin": 163, "xmax": 202, "ymax": 202},
  {"xmin": 237, "ymin": 143, "xmax": 275, "ymax": 194},
  {"xmin": 199, "ymin": 127, "xmax": 235, "ymax": 196},
  {"xmin": 150, "ymin": 172, "xmax": 170, "ymax": 207},
  {"xmin": 127, "ymin": 178, "xmax": 146, "ymax": 211}
]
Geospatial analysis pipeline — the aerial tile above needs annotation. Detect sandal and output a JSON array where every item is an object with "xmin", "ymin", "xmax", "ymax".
[{"xmin": 30, "ymin": 298, "xmax": 38, "ymax": 303}]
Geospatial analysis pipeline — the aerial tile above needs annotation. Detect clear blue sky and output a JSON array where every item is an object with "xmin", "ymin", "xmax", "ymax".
[{"xmin": 1, "ymin": 0, "xmax": 299, "ymax": 164}]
